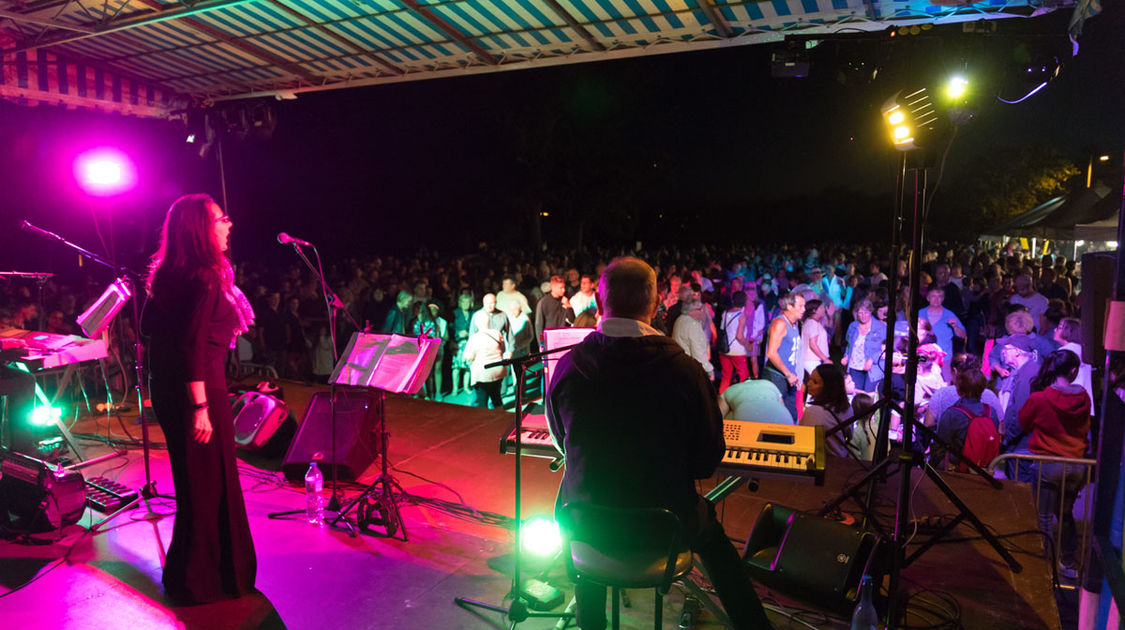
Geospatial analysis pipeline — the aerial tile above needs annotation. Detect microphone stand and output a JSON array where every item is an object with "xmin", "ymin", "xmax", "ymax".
[
  {"xmin": 19, "ymin": 221, "xmax": 171, "ymax": 530},
  {"xmin": 455, "ymin": 342, "xmax": 581, "ymax": 628},
  {"xmin": 268, "ymin": 238, "xmax": 360, "ymax": 521}
]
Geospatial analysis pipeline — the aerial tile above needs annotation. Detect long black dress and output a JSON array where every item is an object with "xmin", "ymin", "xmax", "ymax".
[{"xmin": 143, "ymin": 267, "xmax": 255, "ymax": 603}]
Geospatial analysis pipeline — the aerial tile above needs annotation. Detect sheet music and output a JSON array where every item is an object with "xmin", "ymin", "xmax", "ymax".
[
  {"xmin": 330, "ymin": 333, "xmax": 441, "ymax": 394},
  {"xmin": 541, "ymin": 327, "xmax": 595, "ymax": 392}
]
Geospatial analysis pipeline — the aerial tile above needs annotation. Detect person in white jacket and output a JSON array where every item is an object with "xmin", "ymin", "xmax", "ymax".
[{"xmin": 463, "ymin": 311, "xmax": 507, "ymax": 409}]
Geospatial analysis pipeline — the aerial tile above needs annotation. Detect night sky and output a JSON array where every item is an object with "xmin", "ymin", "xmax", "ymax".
[{"xmin": 1, "ymin": 4, "xmax": 1122, "ymax": 276}]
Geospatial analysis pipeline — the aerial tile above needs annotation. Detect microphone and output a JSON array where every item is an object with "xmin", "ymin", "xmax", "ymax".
[
  {"xmin": 21, "ymin": 220, "xmax": 57, "ymax": 240},
  {"xmin": 277, "ymin": 232, "xmax": 313, "ymax": 247}
]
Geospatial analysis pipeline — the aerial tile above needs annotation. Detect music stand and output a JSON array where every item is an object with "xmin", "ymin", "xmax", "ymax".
[{"xmin": 325, "ymin": 332, "xmax": 441, "ymax": 540}]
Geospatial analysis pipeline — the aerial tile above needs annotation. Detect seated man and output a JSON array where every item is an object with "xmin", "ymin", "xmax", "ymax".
[{"xmin": 547, "ymin": 256, "xmax": 772, "ymax": 630}]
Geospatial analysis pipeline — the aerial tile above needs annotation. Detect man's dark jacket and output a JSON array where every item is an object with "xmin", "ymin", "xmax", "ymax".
[{"xmin": 546, "ymin": 331, "xmax": 724, "ymax": 518}]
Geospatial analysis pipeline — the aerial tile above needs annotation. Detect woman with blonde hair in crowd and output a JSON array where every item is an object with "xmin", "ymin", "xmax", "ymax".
[{"xmin": 842, "ymin": 299, "xmax": 886, "ymax": 393}]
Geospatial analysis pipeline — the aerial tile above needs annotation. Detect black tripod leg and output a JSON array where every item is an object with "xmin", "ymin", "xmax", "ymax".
[
  {"xmin": 90, "ymin": 494, "xmax": 143, "ymax": 532},
  {"xmin": 386, "ymin": 476, "xmax": 408, "ymax": 541},
  {"xmin": 817, "ymin": 456, "xmax": 897, "ymax": 518},
  {"xmin": 906, "ymin": 463, "xmax": 1022, "ymax": 572}
]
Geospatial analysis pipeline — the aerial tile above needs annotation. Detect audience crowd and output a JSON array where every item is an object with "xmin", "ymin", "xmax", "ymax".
[{"xmin": 3, "ymin": 239, "xmax": 1121, "ymax": 579}]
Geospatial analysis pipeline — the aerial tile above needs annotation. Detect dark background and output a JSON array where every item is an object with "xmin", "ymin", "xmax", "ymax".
[{"xmin": 1, "ymin": 4, "xmax": 1122, "ymax": 279}]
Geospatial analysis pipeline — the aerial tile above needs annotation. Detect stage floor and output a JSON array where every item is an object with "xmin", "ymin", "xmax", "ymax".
[{"xmin": 0, "ymin": 379, "xmax": 1061, "ymax": 629}]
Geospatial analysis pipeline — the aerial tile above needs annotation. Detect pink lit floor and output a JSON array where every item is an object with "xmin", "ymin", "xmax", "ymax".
[{"xmin": 0, "ymin": 382, "xmax": 1060, "ymax": 629}]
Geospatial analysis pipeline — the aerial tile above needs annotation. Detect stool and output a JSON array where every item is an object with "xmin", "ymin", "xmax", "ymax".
[{"xmin": 558, "ymin": 502, "xmax": 727, "ymax": 630}]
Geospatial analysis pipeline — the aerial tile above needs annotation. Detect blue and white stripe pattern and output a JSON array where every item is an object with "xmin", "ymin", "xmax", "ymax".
[{"xmin": 0, "ymin": 0, "xmax": 1070, "ymax": 110}]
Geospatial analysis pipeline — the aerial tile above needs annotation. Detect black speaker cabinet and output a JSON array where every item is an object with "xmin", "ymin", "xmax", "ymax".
[
  {"xmin": 281, "ymin": 389, "xmax": 380, "ymax": 482},
  {"xmin": 1081, "ymin": 251, "xmax": 1116, "ymax": 368},
  {"xmin": 743, "ymin": 503, "xmax": 883, "ymax": 615}
]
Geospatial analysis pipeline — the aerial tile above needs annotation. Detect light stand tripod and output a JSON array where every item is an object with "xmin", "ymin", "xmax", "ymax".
[
  {"xmin": 19, "ymin": 221, "xmax": 171, "ymax": 531},
  {"xmin": 455, "ymin": 344, "xmax": 579, "ymax": 629},
  {"xmin": 816, "ymin": 157, "xmax": 1021, "ymax": 626}
]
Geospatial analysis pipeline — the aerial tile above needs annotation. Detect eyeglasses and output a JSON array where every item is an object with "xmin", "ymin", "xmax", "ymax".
[{"xmin": 214, "ymin": 215, "xmax": 232, "ymax": 224}]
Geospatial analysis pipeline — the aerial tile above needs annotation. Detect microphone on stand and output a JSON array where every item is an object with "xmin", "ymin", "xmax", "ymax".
[
  {"xmin": 21, "ymin": 220, "xmax": 60, "ymax": 241},
  {"xmin": 277, "ymin": 232, "xmax": 314, "ymax": 247}
]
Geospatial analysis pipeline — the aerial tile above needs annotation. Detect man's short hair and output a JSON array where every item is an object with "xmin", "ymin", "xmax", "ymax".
[
  {"xmin": 550, "ymin": 275, "xmax": 565, "ymax": 285},
  {"xmin": 599, "ymin": 257, "xmax": 657, "ymax": 320},
  {"xmin": 777, "ymin": 293, "xmax": 801, "ymax": 311}
]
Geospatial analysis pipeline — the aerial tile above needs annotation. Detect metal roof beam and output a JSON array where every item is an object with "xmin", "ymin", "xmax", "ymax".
[
  {"xmin": 5, "ymin": 0, "xmax": 260, "ymax": 54},
  {"xmin": 52, "ymin": 0, "xmax": 323, "ymax": 86},
  {"xmin": 260, "ymin": 0, "xmax": 401, "ymax": 76},
  {"xmin": 399, "ymin": 0, "xmax": 499, "ymax": 65},
  {"xmin": 539, "ymin": 0, "xmax": 605, "ymax": 51},
  {"xmin": 0, "ymin": 8, "xmax": 93, "ymax": 33},
  {"xmin": 695, "ymin": 0, "xmax": 733, "ymax": 39}
]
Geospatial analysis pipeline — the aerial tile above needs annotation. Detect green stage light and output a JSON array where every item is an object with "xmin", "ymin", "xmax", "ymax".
[
  {"xmin": 521, "ymin": 517, "xmax": 562, "ymax": 557},
  {"xmin": 30, "ymin": 405, "xmax": 63, "ymax": 427}
]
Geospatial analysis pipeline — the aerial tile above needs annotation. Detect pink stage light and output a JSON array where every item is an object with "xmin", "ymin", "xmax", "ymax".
[{"xmin": 74, "ymin": 148, "xmax": 137, "ymax": 196}]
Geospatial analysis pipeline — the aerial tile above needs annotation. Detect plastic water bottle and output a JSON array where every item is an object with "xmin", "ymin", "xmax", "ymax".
[
  {"xmin": 305, "ymin": 461, "xmax": 324, "ymax": 525},
  {"xmin": 851, "ymin": 574, "xmax": 879, "ymax": 630}
]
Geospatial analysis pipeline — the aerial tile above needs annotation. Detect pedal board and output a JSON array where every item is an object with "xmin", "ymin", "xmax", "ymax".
[{"xmin": 85, "ymin": 476, "xmax": 139, "ymax": 513}]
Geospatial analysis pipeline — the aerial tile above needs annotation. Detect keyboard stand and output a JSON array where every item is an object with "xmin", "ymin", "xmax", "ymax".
[{"xmin": 705, "ymin": 475, "xmax": 758, "ymax": 503}]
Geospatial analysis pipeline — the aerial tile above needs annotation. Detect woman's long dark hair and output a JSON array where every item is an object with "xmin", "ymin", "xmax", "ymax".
[
  {"xmin": 803, "ymin": 299, "xmax": 823, "ymax": 323},
  {"xmin": 1031, "ymin": 349, "xmax": 1081, "ymax": 392},
  {"xmin": 811, "ymin": 363, "xmax": 850, "ymax": 413},
  {"xmin": 146, "ymin": 194, "xmax": 228, "ymax": 298}
]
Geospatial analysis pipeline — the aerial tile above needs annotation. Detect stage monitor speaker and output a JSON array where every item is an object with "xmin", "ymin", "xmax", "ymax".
[
  {"xmin": 0, "ymin": 450, "xmax": 86, "ymax": 534},
  {"xmin": 232, "ymin": 391, "xmax": 290, "ymax": 451},
  {"xmin": 281, "ymin": 389, "xmax": 379, "ymax": 482},
  {"xmin": 1080, "ymin": 251, "xmax": 1115, "ymax": 367},
  {"xmin": 743, "ymin": 503, "xmax": 882, "ymax": 615}
]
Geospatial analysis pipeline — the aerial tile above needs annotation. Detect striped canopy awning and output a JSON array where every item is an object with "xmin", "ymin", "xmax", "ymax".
[{"xmin": 0, "ymin": 0, "xmax": 1073, "ymax": 117}]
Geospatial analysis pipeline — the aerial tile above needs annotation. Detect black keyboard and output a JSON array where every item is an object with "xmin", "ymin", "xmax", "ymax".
[{"xmin": 85, "ymin": 476, "xmax": 139, "ymax": 513}]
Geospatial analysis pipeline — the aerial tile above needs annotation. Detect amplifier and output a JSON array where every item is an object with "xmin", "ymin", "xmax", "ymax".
[
  {"xmin": 0, "ymin": 450, "xmax": 86, "ymax": 533},
  {"xmin": 233, "ymin": 391, "xmax": 290, "ymax": 450}
]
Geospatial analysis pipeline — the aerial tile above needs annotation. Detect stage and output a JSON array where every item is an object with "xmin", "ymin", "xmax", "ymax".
[{"xmin": 0, "ymin": 379, "xmax": 1062, "ymax": 629}]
